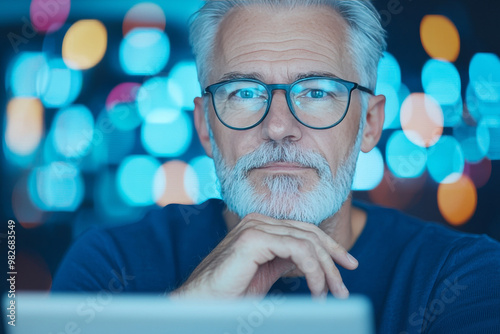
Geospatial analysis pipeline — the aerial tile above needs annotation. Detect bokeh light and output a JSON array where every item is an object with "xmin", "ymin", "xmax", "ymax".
[
  {"xmin": 189, "ymin": 156, "xmax": 221, "ymax": 203},
  {"xmin": 37, "ymin": 58, "xmax": 83, "ymax": 108},
  {"xmin": 62, "ymin": 20, "xmax": 108, "ymax": 70},
  {"xmin": 94, "ymin": 169, "xmax": 146, "ymax": 224},
  {"xmin": 469, "ymin": 53, "xmax": 500, "ymax": 103},
  {"xmin": 438, "ymin": 175, "xmax": 477, "ymax": 226},
  {"xmin": 137, "ymin": 77, "xmax": 183, "ymax": 120},
  {"xmin": 387, "ymin": 83, "xmax": 411, "ymax": 129},
  {"xmin": 154, "ymin": 160, "xmax": 197, "ymax": 207},
  {"xmin": 468, "ymin": 53, "xmax": 500, "ymax": 126},
  {"xmin": 352, "ymin": 147, "xmax": 384, "ymax": 191},
  {"xmin": 7, "ymin": 52, "xmax": 47, "ymax": 97},
  {"xmin": 117, "ymin": 155, "xmax": 161, "ymax": 206},
  {"xmin": 12, "ymin": 175, "xmax": 46, "ymax": 229},
  {"xmin": 168, "ymin": 61, "xmax": 201, "ymax": 110},
  {"xmin": 422, "ymin": 59, "xmax": 461, "ymax": 106},
  {"xmin": 42, "ymin": 129, "xmax": 60, "ymax": 165},
  {"xmin": 368, "ymin": 167, "xmax": 427, "ymax": 210},
  {"xmin": 440, "ymin": 97, "xmax": 463, "ymax": 127},
  {"xmin": 52, "ymin": 105, "xmax": 94, "ymax": 158},
  {"xmin": 4, "ymin": 98, "xmax": 44, "ymax": 157},
  {"xmin": 465, "ymin": 82, "xmax": 482, "ymax": 123},
  {"xmin": 376, "ymin": 52, "xmax": 401, "ymax": 91},
  {"xmin": 28, "ymin": 162, "xmax": 85, "ymax": 211},
  {"xmin": 30, "ymin": 0, "xmax": 71, "ymax": 33},
  {"xmin": 106, "ymin": 83, "xmax": 143, "ymax": 130},
  {"xmin": 106, "ymin": 82, "xmax": 140, "ymax": 109},
  {"xmin": 78, "ymin": 126, "xmax": 108, "ymax": 173},
  {"xmin": 420, "ymin": 15, "xmax": 460, "ymax": 62},
  {"xmin": 453, "ymin": 121, "xmax": 490, "ymax": 163},
  {"xmin": 400, "ymin": 93, "xmax": 444, "ymax": 147},
  {"xmin": 123, "ymin": 2, "xmax": 166, "ymax": 37},
  {"xmin": 104, "ymin": 128, "xmax": 136, "ymax": 165},
  {"xmin": 119, "ymin": 28, "xmax": 170, "ymax": 75},
  {"xmin": 141, "ymin": 110, "xmax": 193, "ymax": 157},
  {"xmin": 386, "ymin": 130, "xmax": 427, "ymax": 178},
  {"xmin": 481, "ymin": 120, "xmax": 500, "ymax": 160},
  {"xmin": 427, "ymin": 136, "xmax": 465, "ymax": 184}
]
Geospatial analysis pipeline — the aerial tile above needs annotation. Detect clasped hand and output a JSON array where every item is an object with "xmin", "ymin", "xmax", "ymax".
[{"xmin": 171, "ymin": 213, "xmax": 358, "ymax": 299}]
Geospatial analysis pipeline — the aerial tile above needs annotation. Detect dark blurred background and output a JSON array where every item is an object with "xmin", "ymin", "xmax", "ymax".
[{"xmin": 0, "ymin": 0, "xmax": 499, "ymax": 293}]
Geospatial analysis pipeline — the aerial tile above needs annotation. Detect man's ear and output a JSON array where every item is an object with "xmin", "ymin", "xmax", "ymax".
[
  {"xmin": 193, "ymin": 96, "xmax": 213, "ymax": 158},
  {"xmin": 360, "ymin": 94, "xmax": 386, "ymax": 153}
]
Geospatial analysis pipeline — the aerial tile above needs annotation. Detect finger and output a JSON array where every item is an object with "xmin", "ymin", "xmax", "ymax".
[
  {"xmin": 251, "ymin": 224, "xmax": 350, "ymax": 298},
  {"xmin": 282, "ymin": 220, "xmax": 358, "ymax": 270},
  {"xmin": 252, "ymin": 223, "xmax": 358, "ymax": 271},
  {"xmin": 241, "ymin": 213, "xmax": 358, "ymax": 270},
  {"xmin": 241, "ymin": 231, "xmax": 328, "ymax": 297},
  {"xmin": 313, "ymin": 248, "xmax": 349, "ymax": 299},
  {"xmin": 244, "ymin": 225, "xmax": 349, "ymax": 298},
  {"xmin": 283, "ymin": 238, "xmax": 328, "ymax": 298}
]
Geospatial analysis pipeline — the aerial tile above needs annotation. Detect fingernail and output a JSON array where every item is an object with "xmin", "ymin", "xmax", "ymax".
[{"xmin": 347, "ymin": 253, "xmax": 358, "ymax": 265}]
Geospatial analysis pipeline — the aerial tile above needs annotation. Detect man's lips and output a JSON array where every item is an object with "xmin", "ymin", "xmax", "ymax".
[{"xmin": 256, "ymin": 162, "xmax": 311, "ymax": 171}]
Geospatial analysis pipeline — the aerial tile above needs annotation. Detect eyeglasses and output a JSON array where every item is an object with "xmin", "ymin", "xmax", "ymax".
[{"xmin": 204, "ymin": 76, "xmax": 374, "ymax": 130}]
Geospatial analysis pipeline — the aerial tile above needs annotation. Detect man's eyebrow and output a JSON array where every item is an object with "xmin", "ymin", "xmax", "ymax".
[
  {"xmin": 219, "ymin": 72, "xmax": 265, "ymax": 81},
  {"xmin": 218, "ymin": 71, "xmax": 340, "ymax": 82},
  {"xmin": 294, "ymin": 71, "xmax": 340, "ymax": 80}
]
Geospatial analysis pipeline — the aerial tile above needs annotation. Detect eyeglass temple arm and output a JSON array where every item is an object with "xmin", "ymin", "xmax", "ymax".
[{"xmin": 357, "ymin": 85, "xmax": 375, "ymax": 96}]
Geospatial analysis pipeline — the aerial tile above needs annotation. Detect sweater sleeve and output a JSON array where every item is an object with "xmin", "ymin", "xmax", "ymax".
[
  {"xmin": 51, "ymin": 229, "xmax": 133, "ymax": 293},
  {"xmin": 423, "ymin": 235, "xmax": 500, "ymax": 333}
]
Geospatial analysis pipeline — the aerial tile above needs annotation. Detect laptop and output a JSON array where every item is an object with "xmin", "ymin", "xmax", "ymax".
[{"xmin": 3, "ymin": 293, "xmax": 374, "ymax": 334}]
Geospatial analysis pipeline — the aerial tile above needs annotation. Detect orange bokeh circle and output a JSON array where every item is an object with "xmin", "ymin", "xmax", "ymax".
[{"xmin": 437, "ymin": 174, "xmax": 477, "ymax": 226}]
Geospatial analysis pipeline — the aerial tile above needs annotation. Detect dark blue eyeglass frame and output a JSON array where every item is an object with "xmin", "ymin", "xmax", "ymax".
[{"xmin": 203, "ymin": 76, "xmax": 374, "ymax": 131}]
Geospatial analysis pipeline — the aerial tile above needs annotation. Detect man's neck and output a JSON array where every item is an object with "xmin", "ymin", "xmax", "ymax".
[{"xmin": 222, "ymin": 197, "xmax": 367, "ymax": 251}]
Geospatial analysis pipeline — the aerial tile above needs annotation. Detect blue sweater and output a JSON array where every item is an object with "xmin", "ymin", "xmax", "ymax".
[{"xmin": 52, "ymin": 199, "xmax": 500, "ymax": 333}]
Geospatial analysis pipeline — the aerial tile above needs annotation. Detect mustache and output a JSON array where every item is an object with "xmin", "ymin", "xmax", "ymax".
[{"xmin": 233, "ymin": 141, "xmax": 330, "ymax": 176}]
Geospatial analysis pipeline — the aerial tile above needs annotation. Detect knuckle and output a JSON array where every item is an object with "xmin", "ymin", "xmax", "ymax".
[
  {"xmin": 308, "ymin": 271, "xmax": 325, "ymax": 288},
  {"xmin": 317, "ymin": 249, "xmax": 332, "ymax": 263},
  {"xmin": 296, "ymin": 238, "xmax": 315, "ymax": 254},
  {"xmin": 305, "ymin": 230, "xmax": 322, "ymax": 245},
  {"xmin": 237, "ymin": 227, "xmax": 262, "ymax": 243},
  {"xmin": 302, "ymin": 256, "xmax": 319, "ymax": 273},
  {"xmin": 330, "ymin": 240, "xmax": 346, "ymax": 254}
]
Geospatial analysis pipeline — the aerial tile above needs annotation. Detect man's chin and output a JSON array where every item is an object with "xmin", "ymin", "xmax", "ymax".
[{"xmin": 250, "ymin": 173, "xmax": 321, "ymax": 194}]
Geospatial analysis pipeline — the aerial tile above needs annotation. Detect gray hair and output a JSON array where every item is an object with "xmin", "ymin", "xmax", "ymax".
[{"xmin": 189, "ymin": 0, "xmax": 387, "ymax": 92}]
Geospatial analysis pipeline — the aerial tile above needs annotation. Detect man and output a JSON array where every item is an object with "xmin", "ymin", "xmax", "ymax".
[{"xmin": 53, "ymin": 0, "xmax": 500, "ymax": 332}]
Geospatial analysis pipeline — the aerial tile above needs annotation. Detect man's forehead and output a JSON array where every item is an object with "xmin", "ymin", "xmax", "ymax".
[
  {"xmin": 211, "ymin": 4, "xmax": 352, "ymax": 84},
  {"xmin": 218, "ymin": 71, "xmax": 342, "ymax": 83}
]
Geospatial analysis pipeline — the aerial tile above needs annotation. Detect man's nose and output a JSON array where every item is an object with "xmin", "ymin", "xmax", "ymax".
[{"xmin": 260, "ymin": 90, "xmax": 302, "ymax": 142}]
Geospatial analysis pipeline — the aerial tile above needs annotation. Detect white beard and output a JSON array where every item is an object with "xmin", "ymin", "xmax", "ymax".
[{"xmin": 210, "ymin": 133, "xmax": 361, "ymax": 226}]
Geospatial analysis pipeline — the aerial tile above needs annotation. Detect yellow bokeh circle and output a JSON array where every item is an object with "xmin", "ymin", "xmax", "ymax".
[
  {"xmin": 62, "ymin": 19, "xmax": 108, "ymax": 70},
  {"xmin": 5, "ymin": 98, "xmax": 44, "ymax": 156}
]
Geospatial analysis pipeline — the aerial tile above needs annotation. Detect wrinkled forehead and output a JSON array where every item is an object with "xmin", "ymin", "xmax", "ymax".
[{"xmin": 211, "ymin": 4, "xmax": 353, "ymax": 84}]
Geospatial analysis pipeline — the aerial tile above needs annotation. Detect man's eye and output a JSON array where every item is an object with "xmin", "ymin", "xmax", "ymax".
[
  {"xmin": 307, "ymin": 89, "xmax": 326, "ymax": 98},
  {"xmin": 236, "ymin": 89, "xmax": 256, "ymax": 99}
]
